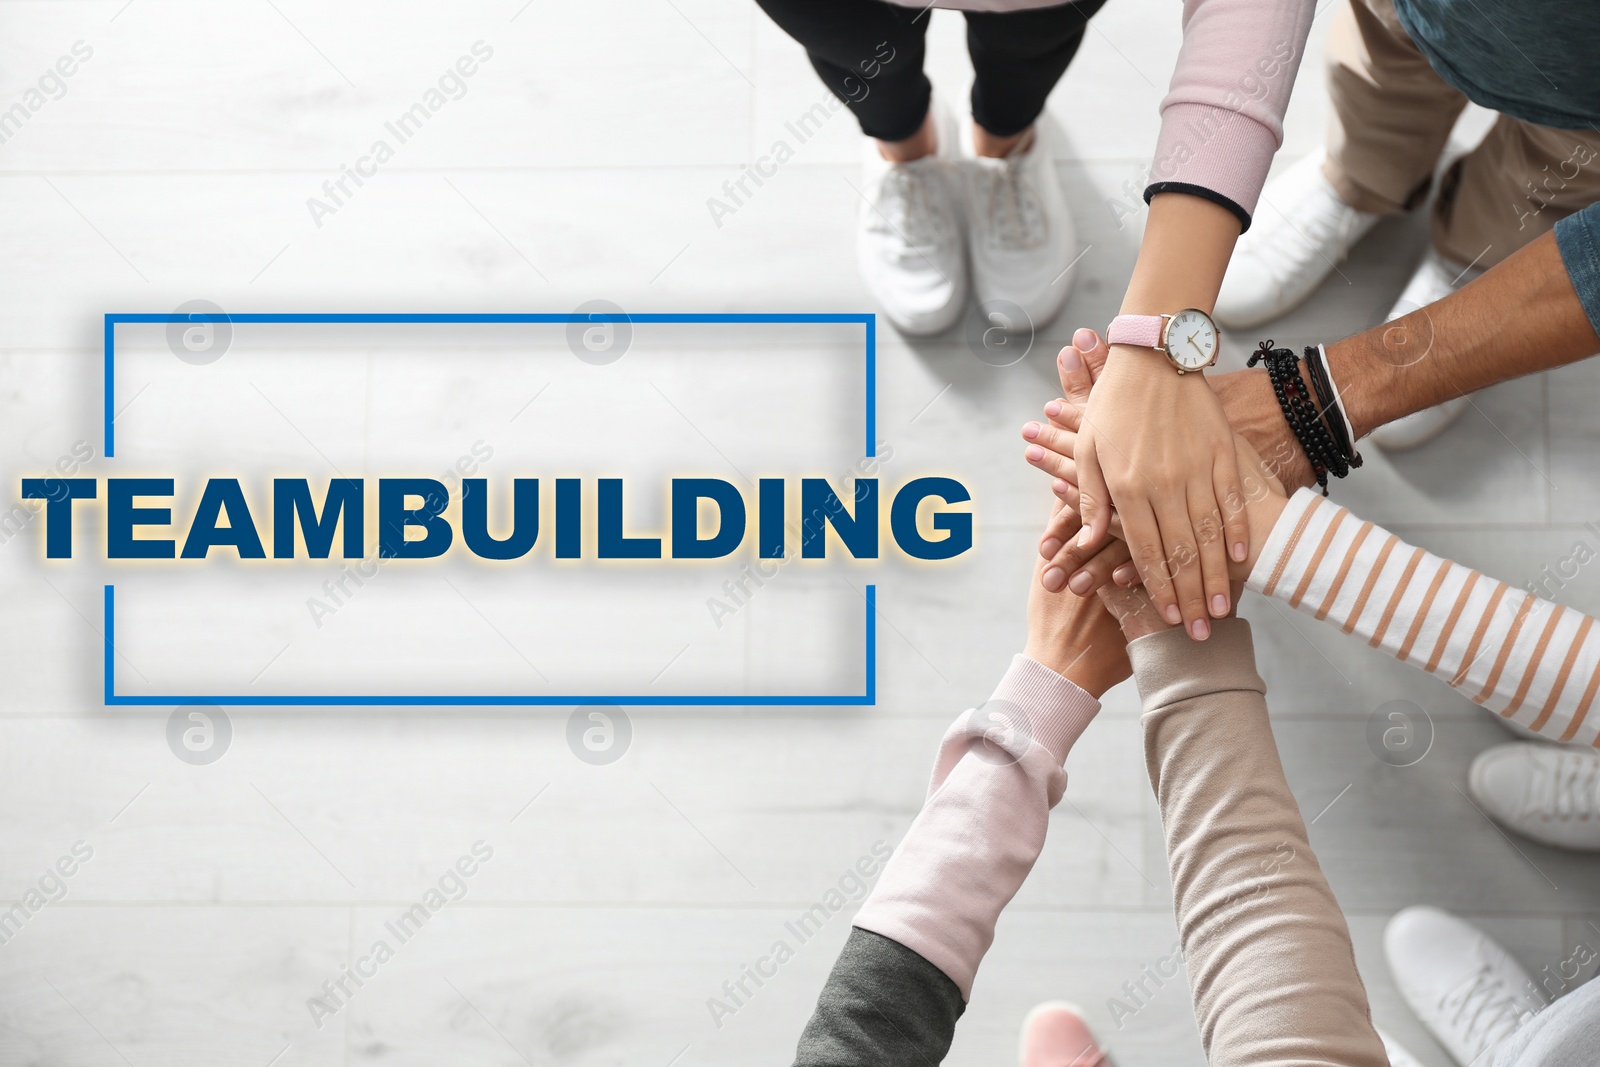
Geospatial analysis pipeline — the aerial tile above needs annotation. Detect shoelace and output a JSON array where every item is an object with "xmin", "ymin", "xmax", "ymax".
[
  {"xmin": 871, "ymin": 163, "xmax": 950, "ymax": 256},
  {"xmin": 1437, "ymin": 957, "xmax": 1532, "ymax": 1058},
  {"xmin": 1522, "ymin": 752, "xmax": 1600, "ymax": 822},
  {"xmin": 975, "ymin": 155, "xmax": 1045, "ymax": 251}
]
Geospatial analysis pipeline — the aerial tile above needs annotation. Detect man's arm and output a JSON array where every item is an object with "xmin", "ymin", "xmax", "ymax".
[{"xmin": 1212, "ymin": 222, "xmax": 1600, "ymax": 488}]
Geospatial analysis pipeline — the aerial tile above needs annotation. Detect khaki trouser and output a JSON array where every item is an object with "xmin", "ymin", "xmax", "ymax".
[{"xmin": 1323, "ymin": 0, "xmax": 1600, "ymax": 269}]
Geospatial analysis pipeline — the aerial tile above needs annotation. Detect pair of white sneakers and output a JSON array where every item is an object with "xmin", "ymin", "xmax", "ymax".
[
  {"xmin": 856, "ymin": 97, "xmax": 1077, "ymax": 337},
  {"xmin": 1214, "ymin": 151, "xmax": 1480, "ymax": 451},
  {"xmin": 1382, "ymin": 742, "xmax": 1599, "ymax": 1066}
]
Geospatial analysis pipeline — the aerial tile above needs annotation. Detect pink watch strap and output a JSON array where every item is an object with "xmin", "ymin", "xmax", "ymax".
[{"xmin": 1107, "ymin": 314, "xmax": 1164, "ymax": 350}]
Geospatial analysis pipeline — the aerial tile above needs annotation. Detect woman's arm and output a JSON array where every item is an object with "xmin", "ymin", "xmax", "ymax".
[
  {"xmin": 1072, "ymin": 0, "xmax": 1318, "ymax": 637},
  {"xmin": 1106, "ymin": 593, "xmax": 1388, "ymax": 1066},
  {"xmin": 848, "ymin": 653, "xmax": 1107, "ymax": 998},
  {"xmin": 1149, "ymin": 0, "xmax": 1316, "ymax": 228},
  {"xmin": 1077, "ymin": 195, "xmax": 1249, "ymax": 639},
  {"xmin": 791, "ymin": 516, "xmax": 1129, "ymax": 1066},
  {"xmin": 1250, "ymin": 489, "xmax": 1600, "ymax": 746}
]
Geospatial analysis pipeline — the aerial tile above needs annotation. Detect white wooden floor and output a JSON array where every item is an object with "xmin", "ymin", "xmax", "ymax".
[{"xmin": 1, "ymin": 2, "xmax": 1597, "ymax": 1065}]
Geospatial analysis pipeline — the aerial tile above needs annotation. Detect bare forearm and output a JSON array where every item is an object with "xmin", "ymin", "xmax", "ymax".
[
  {"xmin": 1210, "ymin": 230, "xmax": 1599, "ymax": 489},
  {"xmin": 1327, "ymin": 231, "xmax": 1600, "ymax": 437},
  {"xmin": 1120, "ymin": 192, "xmax": 1242, "ymax": 319}
]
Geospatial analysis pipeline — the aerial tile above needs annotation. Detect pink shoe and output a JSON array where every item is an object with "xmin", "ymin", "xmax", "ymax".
[{"xmin": 1019, "ymin": 1001, "xmax": 1107, "ymax": 1067}]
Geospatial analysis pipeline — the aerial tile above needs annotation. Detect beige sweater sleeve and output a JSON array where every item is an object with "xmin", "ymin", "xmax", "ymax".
[{"xmin": 1128, "ymin": 618, "xmax": 1387, "ymax": 1067}]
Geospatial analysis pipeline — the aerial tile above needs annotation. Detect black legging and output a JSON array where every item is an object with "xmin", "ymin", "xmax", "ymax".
[{"xmin": 754, "ymin": 0, "xmax": 1107, "ymax": 142}]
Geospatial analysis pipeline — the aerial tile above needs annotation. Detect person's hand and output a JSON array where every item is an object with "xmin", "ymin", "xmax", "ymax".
[
  {"xmin": 1022, "ymin": 336, "xmax": 1133, "ymax": 595},
  {"xmin": 1097, "ymin": 578, "xmax": 1246, "ymax": 644},
  {"xmin": 1096, "ymin": 581, "xmax": 1172, "ymax": 643},
  {"xmin": 1066, "ymin": 330, "xmax": 1250, "ymax": 640},
  {"xmin": 1037, "ymin": 430, "xmax": 1288, "ymax": 595},
  {"xmin": 1023, "ymin": 499, "xmax": 1131, "ymax": 699},
  {"xmin": 1208, "ymin": 368, "xmax": 1316, "ymax": 490},
  {"xmin": 1024, "ymin": 339, "xmax": 1290, "ymax": 597}
]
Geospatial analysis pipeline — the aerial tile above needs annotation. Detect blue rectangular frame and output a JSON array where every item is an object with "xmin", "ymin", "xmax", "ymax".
[{"xmin": 101, "ymin": 311, "xmax": 878, "ymax": 707}]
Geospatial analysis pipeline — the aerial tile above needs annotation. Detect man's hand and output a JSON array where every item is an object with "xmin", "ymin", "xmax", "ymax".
[
  {"xmin": 1208, "ymin": 368, "xmax": 1315, "ymax": 490},
  {"xmin": 1065, "ymin": 331, "xmax": 1247, "ymax": 641}
]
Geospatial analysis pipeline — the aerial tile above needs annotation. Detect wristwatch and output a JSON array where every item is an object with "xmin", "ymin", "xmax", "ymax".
[{"xmin": 1106, "ymin": 309, "xmax": 1219, "ymax": 374}]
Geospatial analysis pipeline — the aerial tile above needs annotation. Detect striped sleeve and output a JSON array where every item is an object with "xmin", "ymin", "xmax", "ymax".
[{"xmin": 1247, "ymin": 489, "xmax": 1600, "ymax": 747}]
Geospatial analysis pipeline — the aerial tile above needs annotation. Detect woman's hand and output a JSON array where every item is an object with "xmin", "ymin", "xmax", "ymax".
[
  {"xmin": 1060, "ymin": 191, "xmax": 1249, "ymax": 640},
  {"xmin": 1041, "ymin": 436, "xmax": 1285, "ymax": 591},
  {"xmin": 1097, "ymin": 578, "xmax": 1246, "ymax": 644},
  {"xmin": 1024, "ymin": 333, "xmax": 1289, "ymax": 601},
  {"xmin": 1024, "ymin": 498, "xmax": 1132, "ymax": 699},
  {"xmin": 1023, "ymin": 337, "xmax": 1134, "ymax": 596},
  {"xmin": 1072, "ymin": 340, "xmax": 1248, "ymax": 640}
]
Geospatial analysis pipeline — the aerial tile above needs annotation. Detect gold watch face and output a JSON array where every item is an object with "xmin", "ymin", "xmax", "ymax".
[{"xmin": 1164, "ymin": 309, "xmax": 1218, "ymax": 371}]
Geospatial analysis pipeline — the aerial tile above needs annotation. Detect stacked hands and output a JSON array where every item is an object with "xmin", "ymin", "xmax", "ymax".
[{"xmin": 1019, "ymin": 328, "xmax": 1302, "ymax": 651}]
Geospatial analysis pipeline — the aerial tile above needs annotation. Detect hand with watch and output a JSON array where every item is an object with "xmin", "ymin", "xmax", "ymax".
[
  {"xmin": 1064, "ymin": 300, "xmax": 1246, "ymax": 642},
  {"xmin": 1106, "ymin": 309, "xmax": 1220, "ymax": 374}
]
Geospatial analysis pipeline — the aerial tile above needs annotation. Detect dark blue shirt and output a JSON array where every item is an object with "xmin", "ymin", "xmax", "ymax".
[
  {"xmin": 1394, "ymin": 0, "xmax": 1600, "ymax": 333},
  {"xmin": 1395, "ymin": 0, "xmax": 1600, "ymax": 129}
]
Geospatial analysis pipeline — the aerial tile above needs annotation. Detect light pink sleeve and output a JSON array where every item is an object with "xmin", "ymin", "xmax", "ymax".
[
  {"xmin": 851, "ymin": 654, "xmax": 1100, "ymax": 1000},
  {"xmin": 1148, "ymin": 0, "xmax": 1317, "ymax": 225}
]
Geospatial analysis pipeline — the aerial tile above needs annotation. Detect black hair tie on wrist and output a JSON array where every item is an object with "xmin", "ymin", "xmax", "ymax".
[{"xmin": 1248, "ymin": 340, "xmax": 1359, "ymax": 496}]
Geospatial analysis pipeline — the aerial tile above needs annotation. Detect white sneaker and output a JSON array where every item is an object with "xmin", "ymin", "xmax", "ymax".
[
  {"xmin": 960, "ymin": 114, "xmax": 1075, "ymax": 333},
  {"xmin": 1378, "ymin": 1026, "xmax": 1427, "ymax": 1067},
  {"xmin": 1385, "ymin": 906, "xmax": 1542, "ymax": 1066},
  {"xmin": 1469, "ymin": 743, "xmax": 1600, "ymax": 851},
  {"xmin": 1366, "ymin": 249, "xmax": 1481, "ymax": 451},
  {"xmin": 855, "ymin": 96, "xmax": 967, "ymax": 336},
  {"xmin": 1214, "ymin": 150, "xmax": 1381, "ymax": 329}
]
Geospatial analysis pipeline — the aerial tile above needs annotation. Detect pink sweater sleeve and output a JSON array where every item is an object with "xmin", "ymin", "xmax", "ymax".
[
  {"xmin": 851, "ymin": 654, "xmax": 1100, "ymax": 1000},
  {"xmin": 1148, "ymin": 0, "xmax": 1316, "ymax": 226}
]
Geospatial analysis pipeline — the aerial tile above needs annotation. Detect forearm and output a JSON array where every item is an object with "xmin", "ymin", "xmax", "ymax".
[
  {"xmin": 1107, "ymin": 194, "xmax": 1243, "ymax": 386},
  {"xmin": 1249, "ymin": 490, "xmax": 1600, "ymax": 745},
  {"xmin": 851, "ymin": 655, "xmax": 1099, "ymax": 997},
  {"xmin": 792, "ymin": 655, "xmax": 1098, "ymax": 1063},
  {"xmin": 1326, "ymin": 231, "xmax": 1599, "ymax": 438},
  {"xmin": 1130, "ymin": 620, "xmax": 1386, "ymax": 1067},
  {"xmin": 1120, "ymin": 192, "xmax": 1241, "ymax": 318},
  {"xmin": 1211, "ymin": 230, "xmax": 1600, "ymax": 490}
]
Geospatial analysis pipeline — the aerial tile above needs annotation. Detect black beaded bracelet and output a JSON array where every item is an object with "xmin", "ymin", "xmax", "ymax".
[
  {"xmin": 1248, "ymin": 341, "xmax": 1358, "ymax": 495},
  {"xmin": 1281, "ymin": 354, "xmax": 1346, "ymax": 478},
  {"xmin": 1255, "ymin": 346, "xmax": 1328, "ymax": 493}
]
